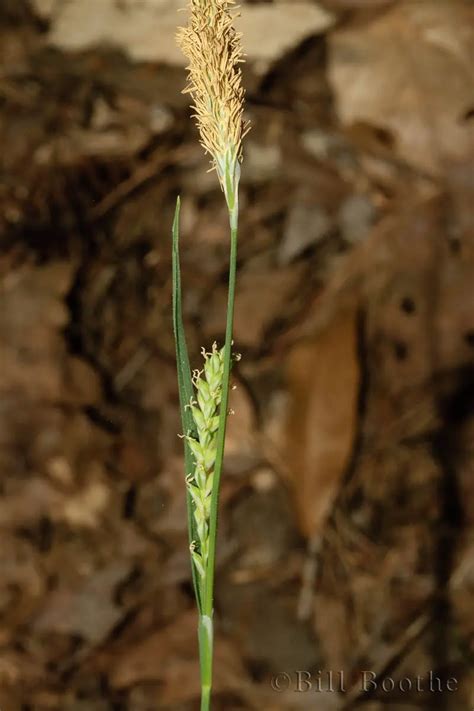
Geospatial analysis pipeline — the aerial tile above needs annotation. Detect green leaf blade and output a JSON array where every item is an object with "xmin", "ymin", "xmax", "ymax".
[{"xmin": 172, "ymin": 196, "xmax": 202, "ymax": 612}]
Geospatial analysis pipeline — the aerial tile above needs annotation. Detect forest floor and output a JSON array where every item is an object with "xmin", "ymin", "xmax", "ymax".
[{"xmin": 0, "ymin": 1, "xmax": 474, "ymax": 709}]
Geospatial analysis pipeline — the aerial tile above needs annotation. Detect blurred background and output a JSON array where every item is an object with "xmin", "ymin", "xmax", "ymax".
[{"xmin": 1, "ymin": 0, "xmax": 474, "ymax": 709}]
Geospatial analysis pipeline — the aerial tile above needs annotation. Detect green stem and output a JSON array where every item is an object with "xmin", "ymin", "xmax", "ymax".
[
  {"xmin": 200, "ymin": 209, "xmax": 238, "ymax": 709},
  {"xmin": 201, "ymin": 685, "xmax": 211, "ymax": 711},
  {"xmin": 205, "ymin": 218, "xmax": 237, "ymax": 610},
  {"xmin": 198, "ymin": 613, "xmax": 213, "ymax": 711}
]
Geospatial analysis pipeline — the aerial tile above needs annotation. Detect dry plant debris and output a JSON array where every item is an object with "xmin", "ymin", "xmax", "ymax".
[{"xmin": 0, "ymin": 0, "xmax": 473, "ymax": 709}]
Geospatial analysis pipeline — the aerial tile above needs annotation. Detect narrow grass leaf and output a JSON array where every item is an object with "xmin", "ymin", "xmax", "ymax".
[{"xmin": 172, "ymin": 196, "xmax": 202, "ymax": 613}]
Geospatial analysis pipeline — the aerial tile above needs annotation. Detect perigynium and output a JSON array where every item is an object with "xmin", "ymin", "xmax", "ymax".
[
  {"xmin": 172, "ymin": 2, "xmax": 248, "ymax": 710},
  {"xmin": 185, "ymin": 344, "xmax": 225, "ymax": 579}
]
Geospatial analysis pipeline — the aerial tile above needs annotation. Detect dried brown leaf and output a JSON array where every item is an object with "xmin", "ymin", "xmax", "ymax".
[
  {"xmin": 329, "ymin": 0, "xmax": 474, "ymax": 174},
  {"xmin": 283, "ymin": 311, "xmax": 360, "ymax": 538}
]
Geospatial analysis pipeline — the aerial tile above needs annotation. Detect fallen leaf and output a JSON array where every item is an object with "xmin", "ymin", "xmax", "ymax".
[
  {"xmin": 283, "ymin": 311, "xmax": 360, "ymax": 538},
  {"xmin": 279, "ymin": 201, "xmax": 332, "ymax": 264},
  {"xmin": 329, "ymin": 0, "xmax": 474, "ymax": 174},
  {"xmin": 34, "ymin": 562, "xmax": 130, "ymax": 644},
  {"xmin": 236, "ymin": 2, "xmax": 335, "ymax": 66},
  {"xmin": 40, "ymin": 0, "xmax": 334, "ymax": 66}
]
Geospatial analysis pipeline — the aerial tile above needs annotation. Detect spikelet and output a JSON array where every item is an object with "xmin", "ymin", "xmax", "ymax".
[
  {"xmin": 177, "ymin": 0, "xmax": 249, "ymax": 213},
  {"xmin": 185, "ymin": 342, "xmax": 225, "ymax": 578}
]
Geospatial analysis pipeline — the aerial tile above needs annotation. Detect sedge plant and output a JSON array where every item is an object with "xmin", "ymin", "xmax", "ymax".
[{"xmin": 172, "ymin": 2, "xmax": 249, "ymax": 709}]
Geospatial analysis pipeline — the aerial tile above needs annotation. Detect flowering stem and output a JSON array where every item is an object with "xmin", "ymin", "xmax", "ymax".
[
  {"xmin": 205, "ymin": 217, "xmax": 237, "ymax": 610},
  {"xmin": 176, "ymin": 5, "xmax": 246, "ymax": 704},
  {"xmin": 199, "ymin": 207, "xmax": 238, "ymax": 710}
]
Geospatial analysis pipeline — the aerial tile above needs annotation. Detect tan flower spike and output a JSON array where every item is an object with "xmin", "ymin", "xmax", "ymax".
[{"xmin": 177, "ymin": 0, "xmax": 249, "ymax": 222}]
